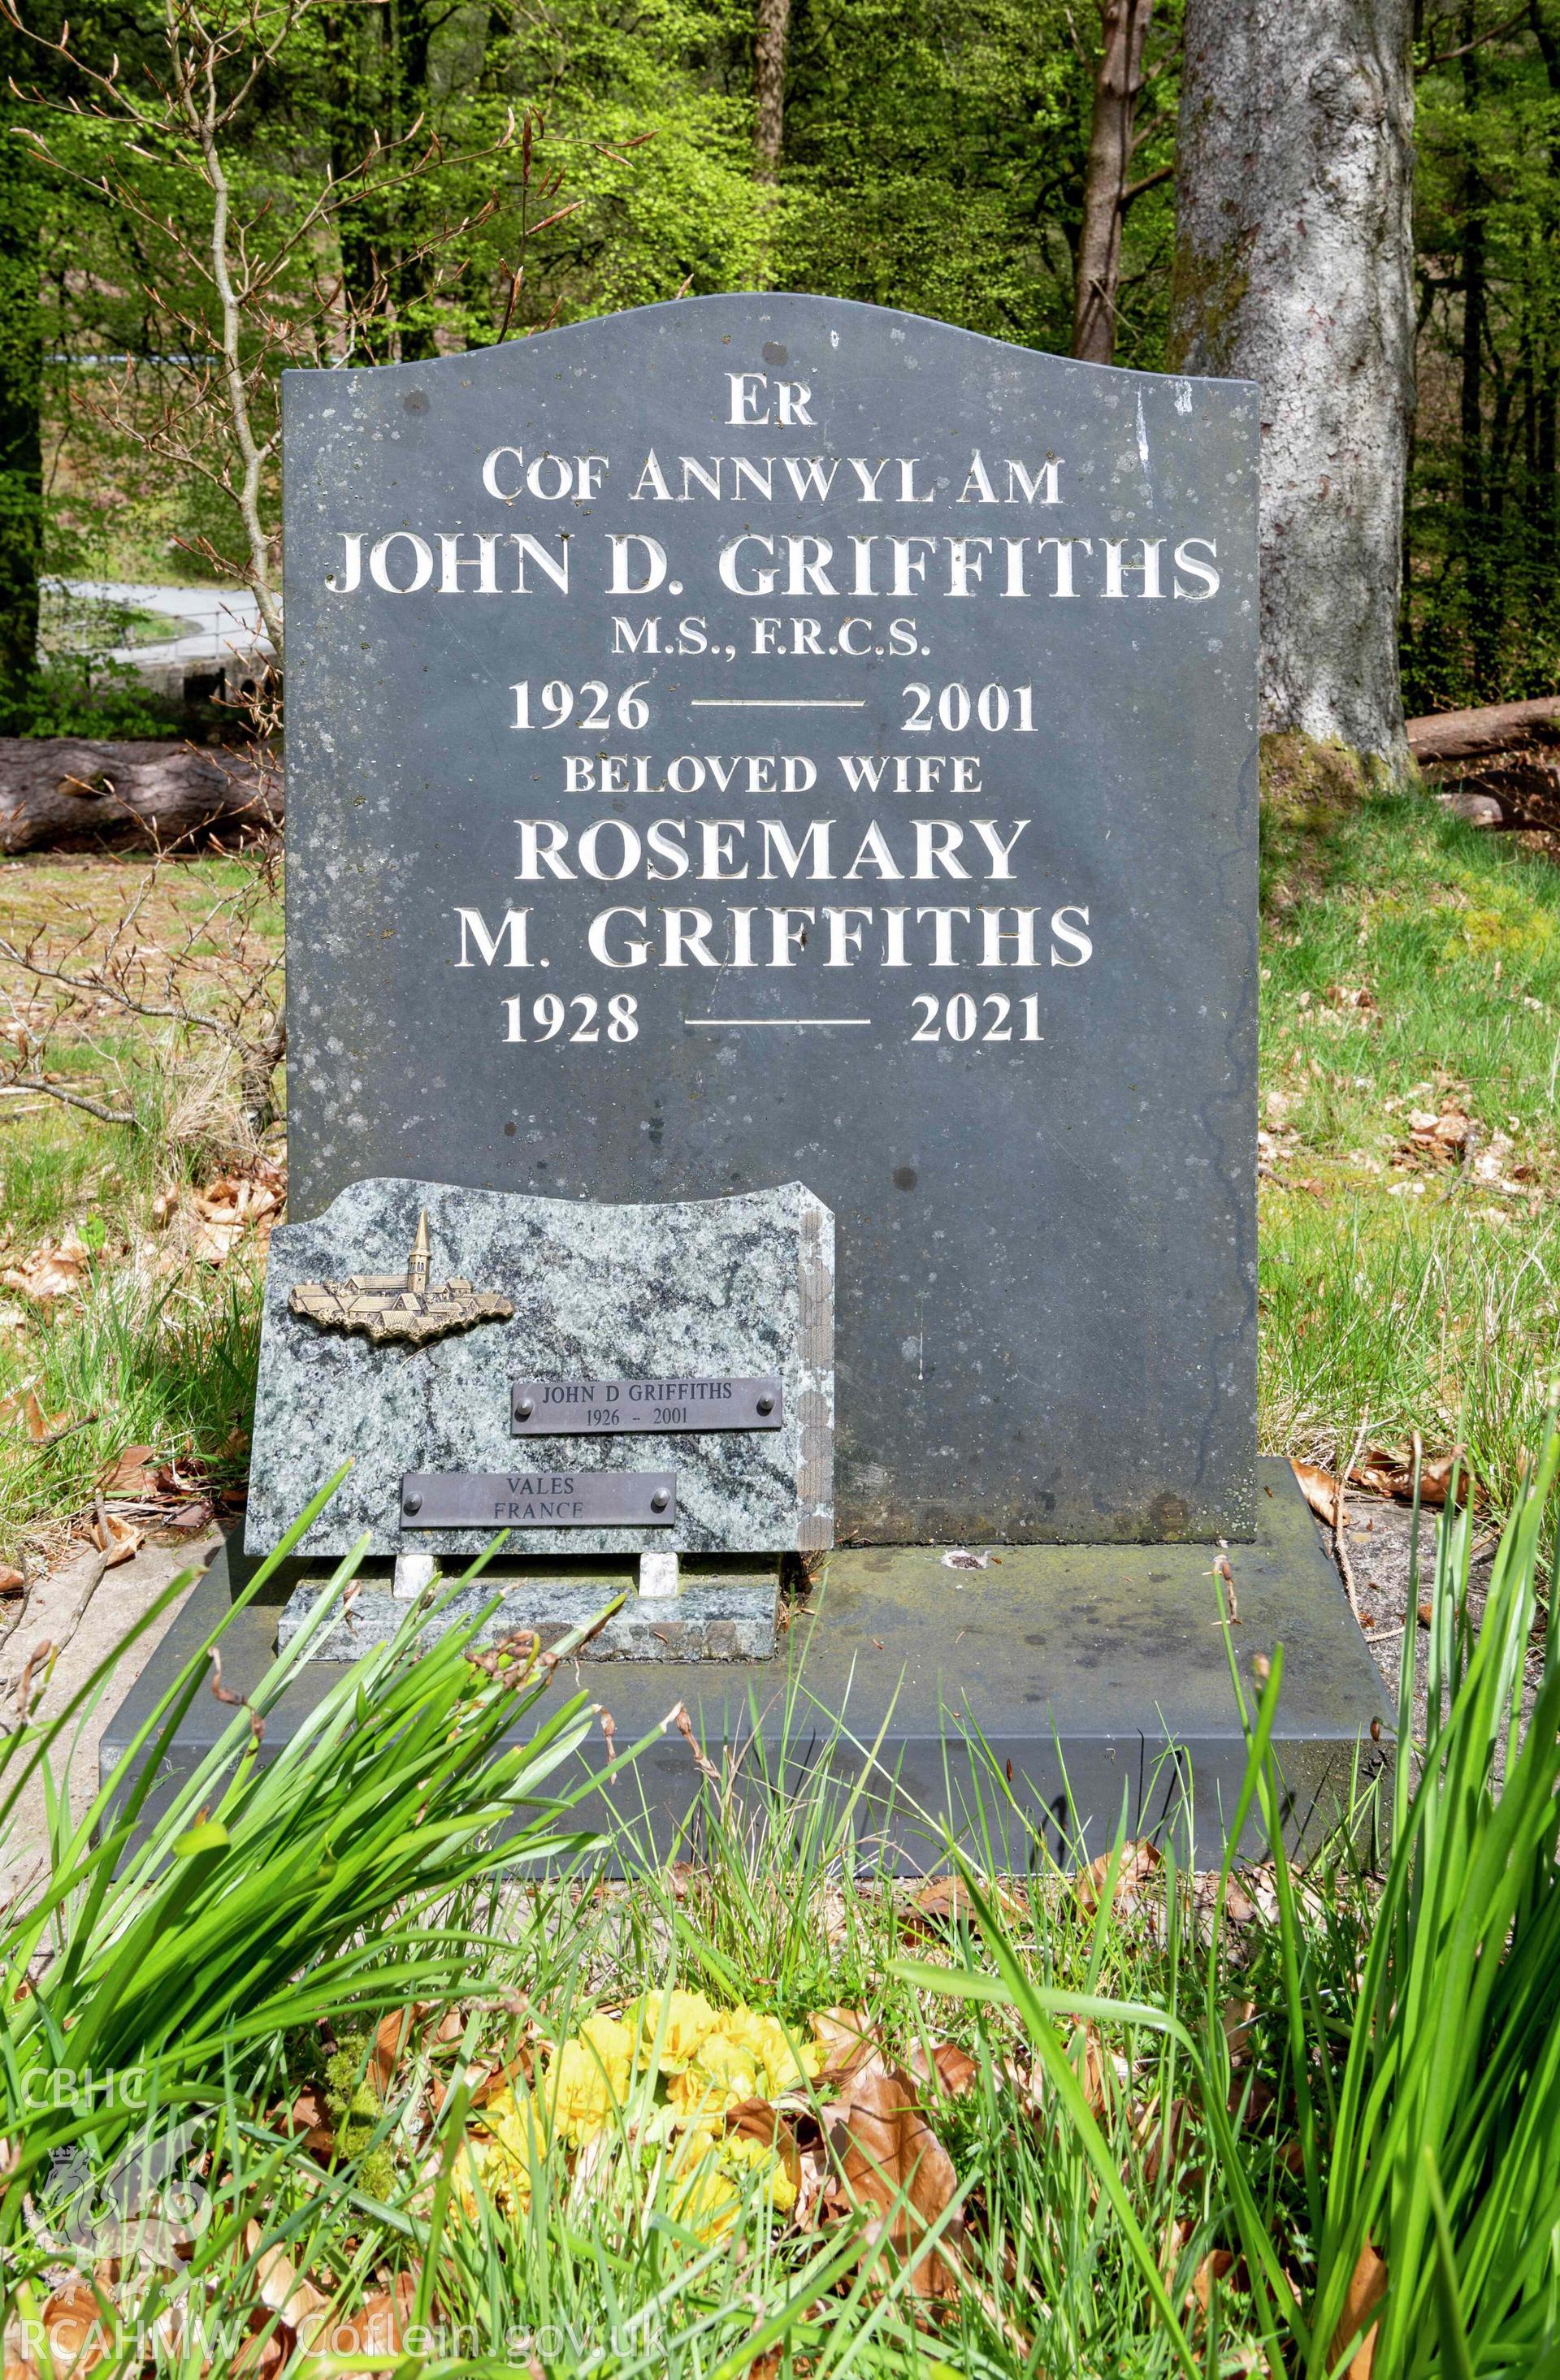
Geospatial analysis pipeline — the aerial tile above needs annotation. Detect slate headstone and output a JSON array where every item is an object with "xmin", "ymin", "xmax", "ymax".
[
  {"xmin": 245, "ymin": 1175, "xmax": 834, "ymax": 1558},
  {"xmin": 281, "ymin": 295, "xmax": 1257, "ymax": 1544}
]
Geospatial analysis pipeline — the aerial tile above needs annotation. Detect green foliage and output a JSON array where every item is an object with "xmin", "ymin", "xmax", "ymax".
[
  {"xmin": 9, "ymin": 0, "xmax": 1194, "ymax": 598},
  {"xmin": 777, "ymin": 0, "xmax": 1180, "ymax": 365},
  {"xmin": 0, "ymin": 1489, "xmax": 604, "ymax": 2222},
  {"xmin": 1403, "ymin": 3, "xmax": 1560, "ymax": 711},
  {"xmin": 4, "ymin": 1441, "xmax": 1560, "ymax": 2370},
  {"xmin": 320, "ymin": 2033, "xmax": 398, "ymax": 2201},
  {"xmin": 0, "ymin": 23, "xmax": 47, "ymax": 724}
]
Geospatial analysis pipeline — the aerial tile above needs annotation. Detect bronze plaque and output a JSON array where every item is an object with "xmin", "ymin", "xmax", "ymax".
[
  {"xmin": 511, "ymin": 1377, "xmax": 782, "ymax": 1434},
  {"xmin": 400, "ymin": 1469, "xmax": 676, "ymax": 1529}
]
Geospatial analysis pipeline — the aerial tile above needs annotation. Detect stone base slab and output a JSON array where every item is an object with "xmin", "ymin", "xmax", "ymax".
[
  {"xmin": 100, "ymin": 1463, "xmax": 1391, "ymax": 1872},
  {"xmin": 275, "ymin": 1558, "xmax": 780, "ymax": 1661}
]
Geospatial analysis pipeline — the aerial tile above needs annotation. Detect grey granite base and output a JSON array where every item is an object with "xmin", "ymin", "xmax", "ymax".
[
  {"xmin": 245, "ymin": 1179, "xmax": 834, "ymax": 1560},
  {"xmin": 275, "ymin": 1560, "xmax": 780, "ymax": 1661},
  {"xmin": 102, "ymin": 1462, "xmax": 1390, "ymax": 1872}
]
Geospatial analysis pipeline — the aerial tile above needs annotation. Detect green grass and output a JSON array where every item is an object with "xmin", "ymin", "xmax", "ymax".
[
  {"xmin": 0, "ymin": 1098, "xmax": 263, "ymax": 1561},
  {"xmin": 0, "ymin": 855, "xmax": 282, "ymax": 1559},
  {"xmin": 1259, "ymin": 790, "xmax": 1560, "ymax": 1506}
]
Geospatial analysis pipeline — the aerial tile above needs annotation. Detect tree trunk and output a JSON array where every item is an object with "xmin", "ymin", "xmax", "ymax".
[
  {"xmin": 0, "ymin": 740, "xmax": 279, "ymax": 855},
  {"xmin": 327, "ymin": 9, "xmax": 388, "ymax": 361},
  {"xmin": 1458, "ymin": 7, "xmax": 1499, "ymax": 693},
  {"xmin": 390, "ymin": 0, "xmax": 440, "ymax": 361},
  {"xmin": 1169, "ymin": 0, "xmax": 1416, "ymax": 772},
  {"xmin": 0, "ymin": 54, "xmax": 44, "ymax": 728},
  {"xmin": 1072, "ymin": 0, "xmax": 1155, "ymax": 365},
  {"xmin": 1405, "ymin": 695, "xmax": 1560, "ymax": 765},
  {"xmin": 1529, "ymin": 2, "xmax": 1559, "ymax": 549},
  {"xmin": 754, "ymin": 0, "xmax": 791, "ymax": 180}
]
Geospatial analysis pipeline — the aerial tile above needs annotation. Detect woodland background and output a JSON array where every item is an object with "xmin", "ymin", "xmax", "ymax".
[{"xmin": 0, "ymin": 0, "xmax": 1556, "ymax": 735}]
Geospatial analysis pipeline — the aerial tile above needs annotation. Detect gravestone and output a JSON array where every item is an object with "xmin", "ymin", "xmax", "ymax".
[
  {"xmin": 282, "ymin": 292, "xmax": 1255, "ymax": 1545},
  {"xmin": 102, "ymin": 294, "xmax": 1389, "ymax": 1862}
]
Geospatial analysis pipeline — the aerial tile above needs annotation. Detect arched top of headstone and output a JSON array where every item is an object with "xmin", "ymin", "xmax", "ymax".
[{"xmin": 290, "ymin": 286, "xmax": 1257, "ymax": 397}]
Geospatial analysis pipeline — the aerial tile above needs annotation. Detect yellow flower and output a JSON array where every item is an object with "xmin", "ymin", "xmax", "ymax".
[
  {"xmin": 626, "ymin": 1989, "xmax": 717, "ymax": 2074},
  {"xmin": 720, "ymin": 2126, "xmax": 799, "ymax": 2214},
  {"xmin": 722, "ymin": 2007, "xmax": 821, "ymax": 2097},
  {"xmin": 667, "ymin": 2127, "xmax": 741, "ymax": 2242},
  {"xmin": 666, "ymin": 2028, "xmax": 760, "ymax": 2123},
  {"xmin": 543, "ymin": 2014, "xmax": 633, "ymax": 2144},
  {"xmin": 453, "ymin": 2100, "xmax": 537, "ymax": 2218},
  {"xmin": 577, "ymin": 2012, "xmax": 634, "ymax": 2094}
]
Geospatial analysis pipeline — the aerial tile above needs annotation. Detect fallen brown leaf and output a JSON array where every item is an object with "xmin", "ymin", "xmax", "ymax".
[
  {"xmin": 0, "ymin": 1234, "xmax": 91, "ymax": 1308},
  {"xmin": 908, "ymin": 2039, "xmax": 980, "ymax": 2099},
  {"xmin": 19, "ymin": 1390, "xmax": 68, "ymax": 1444},
  {"xmin": 467, "ymin": 2047, "xmax": 532, "ymax": 2110},
  {"xmin": 1349, "ymin": 1445, "xmax": 1463, "ymax": 1507},
  {"xmin": 232, "ymin": 2317, "xmax": 288, "ymax": 2379},
  {"xmin": 344, "ymin": 2273, "xmax": 418, "ymax": 2368},
  {"xmin": 0, "ymin": 1566, "xmax": 23, "ymax": 1599},
  {"xmin": 92, "ymin": 1509, "xmax": 142, "ymax": 1568},
  {"xmin": 1223, "ymin": 1876, "xmax": 1258, "ymax": 1926},
  {"xmin": 245, "ymin": 2222, "xmax": 328, "ymax": 2329},
  {"xmin": 1077, "ymin": 1837, "xmax": 1163, "ymax": 1920},
  {"xmin": 1190, "ymin": 2247, "xmax": 1237, "ymax": 2312},
  {"xmin": 830, "ymin": 2062, "xmax": 962, "ymax": 2296},
  {"xmin": 371, "ymin": 2004, "xmax": 420, "ymax": 2097},
  {"xmin": 1068, "ymin": 2021, "xmax": 1133, "ymax": 2118},
  {"xmin": 98, "ymin": 1443, "xmax": 158, "ymax": 1496},
  {"xmin": 808, "ymin": 2007, "xmax": 881, "ymax": 2082},
  {"xmin": 899, "ymin": 1872, "xmax": 1024, "ymax": 1938},
  {"xmin": 726, "ymin": 2097, "xmax": 803, "ymax": 2196},
  {"xmin": 288, "ymin": 2084, "xmax": 336, "ymax": 2155},
  {"xmin": 187, "ymin": 1175, "xmax": 281, "ymax": 1265},
  {"xmin": 1291, "ymin": 1460, "xmax": 1342, "ymax": 1525},
  {"xmin": 188, "ymin": 1215, "xmax": 241, "ymax": 1266},
  {"xmin": 39, "ymin": 2287, "xmax": 110, "ymax": 2376},
  {"xmin": 1139, "ymin": 2092, "xmax": 1196, "ymax": 2188},
  {"xmin": 1222, "ymin": 1997, "xmax": 1257, "ymax": 2063},
  {"xmin": 1328, "ymin": 2241, "xmax": 1388, "ymax": 2380}
]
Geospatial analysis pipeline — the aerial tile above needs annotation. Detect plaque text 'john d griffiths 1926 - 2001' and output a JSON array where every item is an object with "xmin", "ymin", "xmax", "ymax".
[{"xmin": 282, "ymin": 294, "xmax": 1258, "ymax": 1545}]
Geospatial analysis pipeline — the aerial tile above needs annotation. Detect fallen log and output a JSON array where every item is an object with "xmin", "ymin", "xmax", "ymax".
[
  {"xmin": 0, "ymin": 738, "xmax": 280, "ymax": 855},
  {"xmin": 1406, "ymin": 696, "xmax": 1560, "ymax": 767}
]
